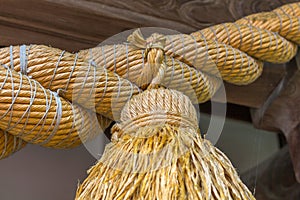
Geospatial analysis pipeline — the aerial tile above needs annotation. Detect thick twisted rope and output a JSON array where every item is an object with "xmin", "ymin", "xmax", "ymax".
[
  {"xmin": 0, "ymin": 130, "xmax": 24, "ymax": 159},
  {"xmin": 0, "ymin": 2, "xmax": 299, "ymax": 161},
  {"xmin": 0, "ymin": 65, "xmax": 110, "ymax": 148}
]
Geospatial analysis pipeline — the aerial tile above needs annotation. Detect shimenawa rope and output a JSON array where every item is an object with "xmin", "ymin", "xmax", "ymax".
[{"xmin": 0, "ymin": 2, "xmax": 299, "ymax": 199}]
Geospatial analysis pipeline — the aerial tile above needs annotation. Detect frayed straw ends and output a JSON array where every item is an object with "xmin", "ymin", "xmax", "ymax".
[{"xmin": 76, "ymin": 88, "xmax": 255, "ymax": 200}]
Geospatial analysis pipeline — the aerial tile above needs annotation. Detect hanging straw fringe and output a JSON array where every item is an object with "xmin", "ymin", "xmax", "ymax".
[{"xmin": 76, "ymin": 88, "xmax": 255, "ymax": 200}]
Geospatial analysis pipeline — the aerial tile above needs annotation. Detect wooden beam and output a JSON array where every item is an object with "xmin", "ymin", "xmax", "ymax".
[
  {"xmin": 0, "ymin": 0, "xmax": 140, "ymax": 51},
  {"xmin": 0, "ymin": 0, "xmax": 298, "ymax": 51},
  {"xmin": 224, "ymin": 63, "xmax": 288, "ymax": 108},
  {"xmin": 242, "ymin": 146, "xmax": 300, "ymax": 200}
]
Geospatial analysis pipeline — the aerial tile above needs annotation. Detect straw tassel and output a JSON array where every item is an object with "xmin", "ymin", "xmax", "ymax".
[{"xmin": 76, "ymin": 88, "xmax": 255, "ymax": 200}]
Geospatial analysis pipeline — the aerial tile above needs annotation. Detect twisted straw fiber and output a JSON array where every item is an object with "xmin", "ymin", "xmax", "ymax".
[
  {"xmin": 0, "ymin": 130, "xmax": 24, "ymax": 159},
  {"xmin": 237, "ymin": 5, "xmax": 300, "ymax": 45},
  {"xmin": 80, "ymin": 7, "xmax": 300, "ymax": 89},
  {"xmin": 80, "ymin": 30, "xmax": 263, "ymax": 89},
  {"xmin": 191, "ymin": 23, "xmax": 297, "ymax": 62},
  {"xmin": 0, "ymin": 44, "xmax": 128, "ymax": 156},
  {"xmin": 81, "ymin": 45, "xmax": 220, "ymax": 103},
  {"xmin": 0, "ymin": 66, "xmax": 101, "ymax": 148},
  {"xmin": 0, "ymin": 45, "xmax": 140, "ymax": 121},
  {"xmin": 76, "ymin": 88, "xmax": 255, "ymax": 200},
  {"xmin": 275, "ymin": 3, "xmax": 300, "ymax": 17}
]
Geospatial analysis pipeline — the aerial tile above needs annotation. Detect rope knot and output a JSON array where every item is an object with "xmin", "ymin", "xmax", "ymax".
[
  {"xmin": 127, "ymin": 29, "xmax": 167, "ymax": 89},
  {"xmin": 127, "ymin": 28, "xmax": 166, "ymax": 55}
]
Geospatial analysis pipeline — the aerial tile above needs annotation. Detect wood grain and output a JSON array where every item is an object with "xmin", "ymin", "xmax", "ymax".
[
  {"xmin": 0, "ymin": 0, "xmax": 298, "ymax": 51},
  {"xmin": 224, "ymin": 63, "xmax": 288, "ymax": 108}
]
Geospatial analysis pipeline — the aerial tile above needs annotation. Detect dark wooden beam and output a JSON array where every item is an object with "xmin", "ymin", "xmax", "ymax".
[
  {"xmin": 242, "ymin": 146, "xmax": 300, "ymax": 200},
  {"xmin": 0, "ymin": 0, "xmax": 140, "ymax": 51},
  {"xmin": 224, "ymin": 63, "xmax": 288, "ymax": 108},
  {"xmin": 0, "ymin": 0, "xmax": 298, "ymax": 52}
]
